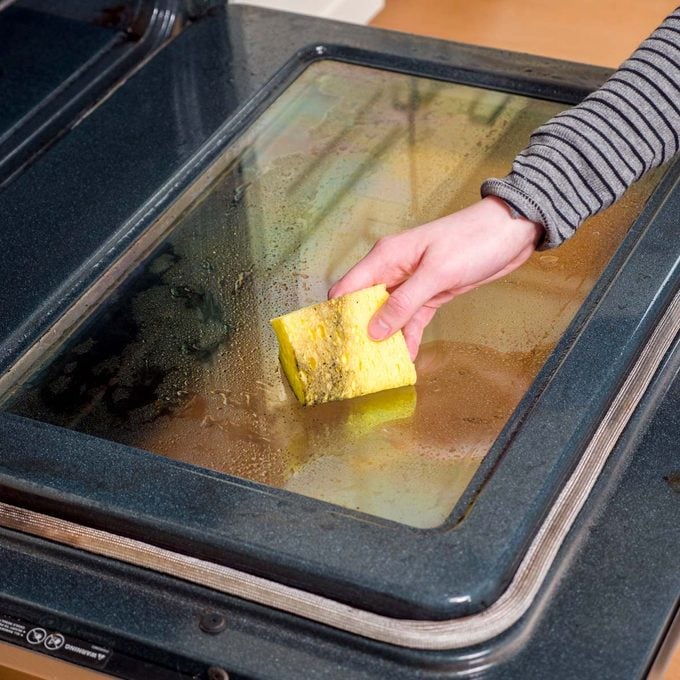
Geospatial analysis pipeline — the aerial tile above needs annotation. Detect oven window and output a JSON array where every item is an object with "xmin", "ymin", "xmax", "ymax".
[{"xmin": 2, "ymin": 60, "xmax": 662, "ymax": 528}]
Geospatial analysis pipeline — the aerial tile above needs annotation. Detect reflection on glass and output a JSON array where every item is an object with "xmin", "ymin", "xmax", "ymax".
[{"xmin": 3, "ymin": 61, "xmax": 662, "ymax": 528}]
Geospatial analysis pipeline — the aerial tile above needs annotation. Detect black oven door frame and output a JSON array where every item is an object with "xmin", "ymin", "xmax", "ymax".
[{"xmin": 0, "ymin": 3, "xmax": 679, "ymax": 637}]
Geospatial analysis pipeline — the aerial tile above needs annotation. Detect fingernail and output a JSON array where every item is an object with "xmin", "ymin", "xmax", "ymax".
[{"xmin": 368, "ymin": 317, "xmax": 391, "ymax": 340}]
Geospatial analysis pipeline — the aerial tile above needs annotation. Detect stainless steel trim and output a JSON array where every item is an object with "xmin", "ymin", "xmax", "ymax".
[{"xmin": 1, "ymin": 289, "xmax": 678, "ymax": 650}]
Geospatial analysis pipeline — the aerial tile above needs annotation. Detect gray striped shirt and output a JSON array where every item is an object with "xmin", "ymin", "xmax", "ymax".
[{"xmin": 481, "ymin": 7, "xmax": 680, "ymax": 249}]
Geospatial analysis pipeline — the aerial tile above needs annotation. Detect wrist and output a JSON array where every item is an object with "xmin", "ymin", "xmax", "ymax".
[{"xmin": 480, "ymin": 195, "xmax": 544, "ymax": 249}]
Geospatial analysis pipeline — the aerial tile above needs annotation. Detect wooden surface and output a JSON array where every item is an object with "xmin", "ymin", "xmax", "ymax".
[
  {"xmin": 372, "ymin": 0, "xmax": 680, "ymax": 66},
  {"xmin": 0, "ymin": 641, "xmax": 111, "ymax": 679}
]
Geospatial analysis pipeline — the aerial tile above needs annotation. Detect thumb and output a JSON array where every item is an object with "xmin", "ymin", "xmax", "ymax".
[{"xmin": 368, "ymin": 272, "xmax": 436, "ymax": 341}]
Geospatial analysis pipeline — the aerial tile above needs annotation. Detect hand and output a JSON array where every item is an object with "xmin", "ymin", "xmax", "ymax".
[{"xmin": 328, "ymin": 196, "xmax": 544, "ymax": 360}]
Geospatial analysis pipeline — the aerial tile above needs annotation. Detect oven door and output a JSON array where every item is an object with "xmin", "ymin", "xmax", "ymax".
[{"xmin": 0, "ymin": 2, "xmax": 679, "ymax": 678}]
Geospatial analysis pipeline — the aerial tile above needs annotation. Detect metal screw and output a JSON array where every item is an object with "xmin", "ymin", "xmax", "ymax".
[
  {"xmin": 199, "ymin": 611, "xmax": 227, "ymax": 634},
  {"xmin": 207, "ymin": 667, "xmax": 230, "ymax": 680}
]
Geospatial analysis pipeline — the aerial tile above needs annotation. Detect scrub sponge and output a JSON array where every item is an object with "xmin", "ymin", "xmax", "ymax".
[{"xmin": 271, "ymin": 284, "xmax": 417, "ymax": 405}]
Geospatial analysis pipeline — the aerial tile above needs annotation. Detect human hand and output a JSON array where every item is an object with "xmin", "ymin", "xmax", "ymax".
[{"xmin": 328, "ymin": 196, "xmax": 544, "ymax": 360}]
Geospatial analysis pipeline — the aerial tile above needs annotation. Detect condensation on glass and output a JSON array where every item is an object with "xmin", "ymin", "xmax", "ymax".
[{"xmin": 2, "ymin": 61, "xmax": 662, "ymax": 528}]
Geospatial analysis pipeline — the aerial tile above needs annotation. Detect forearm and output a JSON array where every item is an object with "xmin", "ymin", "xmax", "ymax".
[{"xmin": 482, "ymin": 7, "xmax": 680, "ymax": 248}]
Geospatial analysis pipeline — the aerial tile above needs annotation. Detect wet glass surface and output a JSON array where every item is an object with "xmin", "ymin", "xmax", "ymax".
[{"xmin": 3, "ymin": 61, "xmax": 662, "ymax": 528}]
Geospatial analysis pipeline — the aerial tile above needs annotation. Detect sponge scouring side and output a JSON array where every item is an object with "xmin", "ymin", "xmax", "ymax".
[{"xmin": 271, "ymin": 284, "xmax": 417, "ymax": 405}]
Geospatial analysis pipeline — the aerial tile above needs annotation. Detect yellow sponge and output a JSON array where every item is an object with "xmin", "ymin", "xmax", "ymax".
[{"xmin": 271, "ymin": 284, "xmax": 417, "ymax": 405}]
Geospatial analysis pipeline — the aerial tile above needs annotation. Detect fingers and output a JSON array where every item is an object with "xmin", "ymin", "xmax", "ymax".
[
  {"xmin": 328, "ymin": 234, "xmax": 420, "ymax": 300},
  {"xmin": 368, "ymin": 268, "xmax": 439, "ymax": 341},
  {"xmin": 328, "ymin": 257, "xmax": 380, "ymax": 299},
  {"xmin": 402, "ymin": 306, "xmax": 437, "ymax": 360}
]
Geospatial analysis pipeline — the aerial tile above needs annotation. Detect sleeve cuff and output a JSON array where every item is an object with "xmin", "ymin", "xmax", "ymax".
[{"xmin": 481, "ymin": 178, "xmax": 564, "ymax": 250}]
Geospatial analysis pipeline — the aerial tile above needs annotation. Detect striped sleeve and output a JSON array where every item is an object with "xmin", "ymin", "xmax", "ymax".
[{"xmin": 481, "ymin": 7, "xmax": 680, "ymax": 249}]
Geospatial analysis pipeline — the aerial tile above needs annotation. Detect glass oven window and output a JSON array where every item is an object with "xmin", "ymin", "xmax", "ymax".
[{"xmin": 2, "ymin": 61, "xmax": 662, "ymax": 528}]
